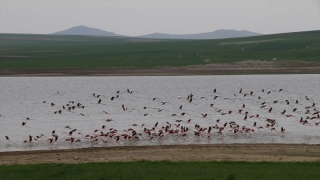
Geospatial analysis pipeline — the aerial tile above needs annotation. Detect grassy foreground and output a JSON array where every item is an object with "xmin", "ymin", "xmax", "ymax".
[
  {"xmin": 1, "ymin": 161, "xmax": 320, "ymax": 180},
  {"xmin": 1, "ymin": 30, "xmax": 320, "ymax": 69}
]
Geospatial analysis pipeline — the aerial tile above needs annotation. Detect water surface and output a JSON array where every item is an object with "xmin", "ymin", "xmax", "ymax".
[{"xmin": 0, "ymin": 75, "xmax": 319, "ymax": 152}]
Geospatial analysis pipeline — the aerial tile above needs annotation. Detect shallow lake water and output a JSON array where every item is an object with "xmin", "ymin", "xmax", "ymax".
[{"xmin": 0, "ymin": 75, "xmax": 319, "ymax": 152}]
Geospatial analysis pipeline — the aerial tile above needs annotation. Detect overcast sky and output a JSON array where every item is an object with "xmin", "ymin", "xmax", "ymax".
[{"xmin": 0, "ymin": 0, "xmax": 319, "ymax": 36}]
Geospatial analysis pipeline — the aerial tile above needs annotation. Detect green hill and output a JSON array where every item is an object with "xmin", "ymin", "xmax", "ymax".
[{"xmin": 0, "ymin": 30, "xmax": 319, "ymax": 69}]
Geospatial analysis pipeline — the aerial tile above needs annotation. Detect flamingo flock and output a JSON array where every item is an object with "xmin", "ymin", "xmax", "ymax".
[{"xmin": 3, "ymin": 85, "xmax": 320, "ymax": 148}]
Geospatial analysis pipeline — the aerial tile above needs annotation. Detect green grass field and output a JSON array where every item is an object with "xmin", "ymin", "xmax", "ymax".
[
  {"xmin": 1, "ymin": 161, "xmax": 320, "ymax": 180},
  {"xmin": 0, "ymin": 30, "xmax": 320, "ymax": 69}
]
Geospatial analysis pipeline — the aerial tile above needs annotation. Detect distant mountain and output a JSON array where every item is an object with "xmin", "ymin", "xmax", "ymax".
[
  {"xmin": 137, "ymin": 29, "xmax": 261, "ymax": 39},
  {"xmin": 52, "ymin": 26, "xmax": 260, "ymax": 39},
  {"xmin": 52, "ymin": 25, "xmax": 121, "ymax": 37}
]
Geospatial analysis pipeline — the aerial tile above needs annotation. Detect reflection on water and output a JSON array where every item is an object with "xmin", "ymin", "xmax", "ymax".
[{"xmin": 0, "ymin": 75, "xmax": 319, "ymax": 152}]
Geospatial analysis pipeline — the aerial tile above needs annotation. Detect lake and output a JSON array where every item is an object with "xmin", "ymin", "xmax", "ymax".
[{"xmin": 0, "ymin": 75, "xmax": 319, "ymax": 152}]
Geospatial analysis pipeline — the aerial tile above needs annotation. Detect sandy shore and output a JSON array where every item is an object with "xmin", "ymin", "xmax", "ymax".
[{"xmin": 1, "ymin": 144, "xmax": 320, "ymax": 165}]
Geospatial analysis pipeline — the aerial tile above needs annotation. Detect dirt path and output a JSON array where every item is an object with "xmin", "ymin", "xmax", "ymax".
[{"xmin": 1, "ymin": 144, "xmax": 320, "ymax": 165}]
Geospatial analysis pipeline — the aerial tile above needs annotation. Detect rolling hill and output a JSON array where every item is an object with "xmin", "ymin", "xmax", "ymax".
[{"xmin": 1, "ymin": 30, "xmax": 319, "ymax": 69}]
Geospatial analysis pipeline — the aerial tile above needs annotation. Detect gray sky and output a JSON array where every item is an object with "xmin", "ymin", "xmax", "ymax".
[{"xmin": 0, "ymin": 0, "xmax": 319, "ymax": 36}]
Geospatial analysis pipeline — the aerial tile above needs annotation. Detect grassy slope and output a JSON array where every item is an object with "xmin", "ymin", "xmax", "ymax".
[
  {"xmin": 1, "ymin": 161, "xmax": 320, "ymax": 180},
  {"xmin": 0, "ymin": 30, "xmax": 320, "ymax": 69}
]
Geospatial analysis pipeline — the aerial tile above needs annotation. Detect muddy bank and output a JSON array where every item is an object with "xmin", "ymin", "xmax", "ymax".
[
  {"xmin": 1, "ymin": 144, "xmax": 320, "ymax": 165},
  {"xmin": 1, "ymin": 67, "xmax": 320, "ymax": 77}
]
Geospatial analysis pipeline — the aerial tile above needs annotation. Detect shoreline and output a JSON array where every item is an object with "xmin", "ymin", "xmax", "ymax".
[
  {"xmin": 1, "ymin": 67, "xmax": 320, "ymax": 77},
  {"xmin": 1, "ymin": 144, "xmax": 320, "ymax": 165}
]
